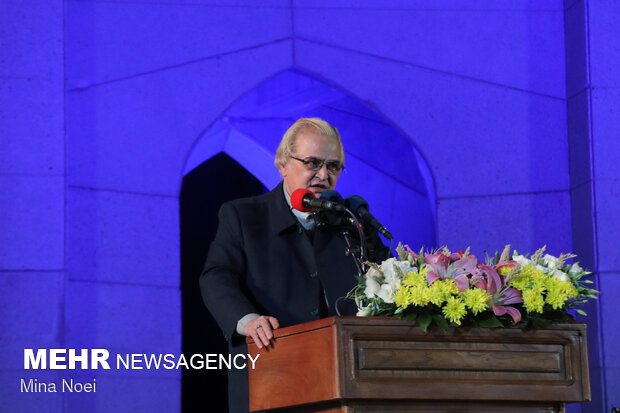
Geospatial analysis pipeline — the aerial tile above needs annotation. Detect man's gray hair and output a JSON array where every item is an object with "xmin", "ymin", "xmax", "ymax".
[{"xmin": 274, "ymin": 118, "xmax": 345, "ymax": 169}]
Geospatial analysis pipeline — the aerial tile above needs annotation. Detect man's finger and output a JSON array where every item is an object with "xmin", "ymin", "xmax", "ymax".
[
  {"xmin": 244, "ymin": 322, "xmax": 261, "ymax": 348},
  {"xmin": 245, "ymin": 315, "xmax": 279, "ymax": 349},
  {"xmin": 260, "ymin": 322, "xmax": 274, "ymax": 339},
  {"xmin": 256, "ymin": 327, "xmax": 271, "ymax": 347},
  {"xmin": 256, "ymin": 317, "xmax": 274, "ymax": 337},
  {"xmin": 251, "ymin": 331, "xmax": 263, "ymax": 349},
  {"xmin": 268, "ymin": 317, "xmax": 280, "ymax": 330},
  {"xmin": 259, "ymin": 321, "xmax": 275, "ymax": 345}
]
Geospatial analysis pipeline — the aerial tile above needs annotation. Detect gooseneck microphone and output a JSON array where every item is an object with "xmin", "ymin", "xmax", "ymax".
[
  {"xmin": 319, "ymin": 190, "xmax": 345, "ymax": 205},
  {"xmin": 344, "ymin": 195, "xmax": 393, "ymax": 240},
  {"xmin": 291, "ymin": 188, "xmax": 346, "ymax": 212}
]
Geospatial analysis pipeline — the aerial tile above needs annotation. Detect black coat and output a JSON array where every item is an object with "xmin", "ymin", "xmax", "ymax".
[{"xmin": 200, "ymin": 182, "xmax": 388, "ymax": 413}]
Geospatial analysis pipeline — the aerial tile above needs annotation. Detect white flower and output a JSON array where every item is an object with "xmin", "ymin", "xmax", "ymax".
[
  {"xmin": 363, "ymin": 258, "xmax": 413, "ymax": 303},
  {"xmin": 377, "ymin": 283, "xmax": 395, "ymax": 304},
  {"xmin": 379, "ymin": 258, "xmax": 413, "ymax": 286},
  {"xmin": 364, "ymin": 276, "xmax": 381, "ymax": 298},
  {"xmin": 569, "ymin": 263, "xmax": 583, "ymax": 274},
  {"xmin": 536, "ymin": 264, "xmax": 552, "ymax": 274},
  {"xmin": 551, "ymin": 269, "xmax": 569, "ymax": 282},
  {"xmin": 395, "ymin": 259, "xmax": 415, "ymax": 273},
  {"xmin": 379, "ymin": 258, "xmax": 398, "ymax": 279},
  {"xmin": 512, "ymin": 254, "xmax": 531, "ymax": 267},
  {"xmin": 356, "ymin": 307, "xmax": 372, "ymax": 317},
  {"xmin": 543, "ymin": 254, "xmax": 561, "ymax": 269},
  {"xmin": 365, "ymin": 266, "xmax": 382, "ymax": 280}
]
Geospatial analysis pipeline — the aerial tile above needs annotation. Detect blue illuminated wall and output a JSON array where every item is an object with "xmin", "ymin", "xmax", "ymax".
[
  {"xmin": 564, "ymin": 1, "xmax": 620, "ymax": 411},
  {"xmin": 1, "ymin": 1, "xmax": 66, "ymax": 411},
  {"xmin": 1, "ymin": 0, "xmax": 618, "ymax": 412}
]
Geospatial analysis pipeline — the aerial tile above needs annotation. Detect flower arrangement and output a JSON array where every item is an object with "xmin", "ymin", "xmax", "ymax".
[{"xmin": 349, "ymin": 244, "xmax": 598, "ymax": 331}]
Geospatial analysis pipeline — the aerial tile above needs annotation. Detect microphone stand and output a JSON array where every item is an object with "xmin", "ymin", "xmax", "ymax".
[
  {"xmin": 311, "ymin": 206, "xmax": 367, "ymax": 317},
  {"xmin": 311, "ymin": 207, "xmax": 367, "ymax": 276},
  {"xmin": 342, "ymin": 208, "xmax": 367, "ymax": 277},
  {"xmin": 342, "ymin": 230, "xmax": 363, "ymax": 276},
  {"xmin": 336, "ymin": 209, "xmax": 367, "ymax": 317}
]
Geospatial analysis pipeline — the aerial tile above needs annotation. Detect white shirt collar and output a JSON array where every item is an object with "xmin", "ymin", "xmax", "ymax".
[{"xmin": 283, "ymin": 185, "xmax": 315, "ymax": 230}]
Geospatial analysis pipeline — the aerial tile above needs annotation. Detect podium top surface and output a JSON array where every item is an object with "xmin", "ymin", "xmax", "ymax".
[{"xmin": 246, "ymin": 315, "xmax": 587, "ymax": 343}]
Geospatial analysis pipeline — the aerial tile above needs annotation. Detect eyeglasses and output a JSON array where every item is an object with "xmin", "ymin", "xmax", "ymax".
[{"xmin": 289, "ymin": 155, "xmax": 344, "ymax": 175}]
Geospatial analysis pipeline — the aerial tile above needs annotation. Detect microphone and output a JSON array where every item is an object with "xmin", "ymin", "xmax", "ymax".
[
  {"xmin": 319, "ymin": 190, "xmax": 344, "ymax": 205},
  {"xmin": 344, "ymin": 195, "xmax": 393, "ymax": 240},
  {"xmin": 291, "ymin": 188, "xmax": 346, "ymax": 212}
]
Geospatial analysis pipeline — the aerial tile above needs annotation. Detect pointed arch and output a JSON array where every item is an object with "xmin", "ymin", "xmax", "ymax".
[{"xmin": 183, "ymin": 68, "xmax": 436, "ymax": 249}]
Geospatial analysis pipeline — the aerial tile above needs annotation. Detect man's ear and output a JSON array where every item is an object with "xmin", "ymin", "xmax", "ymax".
[{"xmin": 278, "ymin": 161, "xmax": 288, "ymax": 177}]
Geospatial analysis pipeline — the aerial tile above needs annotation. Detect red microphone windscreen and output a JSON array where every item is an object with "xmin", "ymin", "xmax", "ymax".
[{"xmin": 290, "ymin": 188, "xmax": 314, "ymax": 212}]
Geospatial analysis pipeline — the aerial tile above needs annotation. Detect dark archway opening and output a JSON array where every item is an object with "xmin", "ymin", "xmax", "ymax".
[{"xmin": 180, "ymin": 152, "xmax": 267, "ymax": 412}]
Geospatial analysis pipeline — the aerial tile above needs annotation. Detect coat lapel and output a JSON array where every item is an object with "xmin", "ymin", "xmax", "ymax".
[{"xmin": 267, "ymin": 182, "xmax": 316, "ymax": 273}]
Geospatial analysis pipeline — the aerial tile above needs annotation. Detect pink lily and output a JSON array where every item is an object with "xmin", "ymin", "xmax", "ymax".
[
  {"xmin": 448, "ymin": 250, "xmax": 466, "ymax": 260},
  {"xmin": 424, "ymin": 252, "xmax": 477, "ymax": 292},
  {"xmin": 474, "ymin": 264, "xmax": 523, "ymax": 324},
  {"xmin": 403, "ymin": 244, "xmax": 418, "ymax": 262}
]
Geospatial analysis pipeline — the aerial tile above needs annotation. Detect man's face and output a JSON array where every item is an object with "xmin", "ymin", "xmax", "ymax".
[{"xmin": 279, "ymin": 131, "xmax": 342, "ymax": 198}]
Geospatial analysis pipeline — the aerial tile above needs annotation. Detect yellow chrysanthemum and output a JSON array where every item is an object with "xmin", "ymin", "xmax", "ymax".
[
  {"xmin": 402, "ymin": 271, "xmax": 427, "ymax": 288},
  {"xmin": 462, "ymin": 287, "xmax": 491, "ymax": 315},
  {"xmin": 410, "ymin": 285, "xmax": 431, "ymax": 306},
  {"xmin": 545, "ymin": 277, "xmax": 578, "ymax": 309},
  {"xmin": 522, "ymin": 288, "xmax": 545, "ymax": 313},
  {"xmin": 512, "ymin": 265, "xmax": 547, "ymax": 291},
  {"xmin": 429, "ymin": 279, "xmax": 458, "ymax": 306},
  {"xmin": 418, "ymin": 266, "xmax": 430, "ymax": 277},
  {"xmin": 394, "ymin": 286, "xmax": 412, "ymax": 308},
  {"xmin": 394, "ymin": 284, "xmax": 431, "ymax": 308},
  {"xmin": 442, "ymin": 296, "xmax": 467, "ymax": 325}
]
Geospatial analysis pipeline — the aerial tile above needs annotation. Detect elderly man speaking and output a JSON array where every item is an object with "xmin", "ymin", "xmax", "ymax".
[{"xmin": 200, "ymin": 118, "xmax": 389, "ymax": 413}]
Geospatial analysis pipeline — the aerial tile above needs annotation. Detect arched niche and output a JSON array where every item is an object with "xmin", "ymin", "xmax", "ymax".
[
  {"xmin": 183, "ymin": 69, "xmax": 436, "ymax": 249},
  {"xmin": 180, "ymin": 152, "xmax": 267, "ymax": 412}
]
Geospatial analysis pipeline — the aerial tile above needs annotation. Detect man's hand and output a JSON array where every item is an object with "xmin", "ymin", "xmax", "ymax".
[{"xmin": 244, "ymin": 315, "xmax": 279, "ymax": 349}]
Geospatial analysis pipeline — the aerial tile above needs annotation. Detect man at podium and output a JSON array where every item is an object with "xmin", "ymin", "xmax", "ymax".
[{"xmin": 200, "ymin": 118, "xmax": 389, "ymax": 413}]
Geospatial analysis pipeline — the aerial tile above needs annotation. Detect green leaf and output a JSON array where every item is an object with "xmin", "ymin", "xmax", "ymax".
[
  {"xmin": 530, "ymin": 316, "xmax": 553, "ymax": 327},
  {"xmin": 405, "ymin": 312, "xmax": 418, "ymax": 322},
  {"xmin": 418, "ymin": 313, "xmax": 432, "ymax": 332},
  {"xmin": 575, "ymin": 309, "xmax": 587, "ymax": 316},
  {"xmin": 432, "ymin": 314, "xmax": 450, "ymax": 331},
  {"xmin": 478, "ymin": 315, "xmax": 503, "ymax": 328}
]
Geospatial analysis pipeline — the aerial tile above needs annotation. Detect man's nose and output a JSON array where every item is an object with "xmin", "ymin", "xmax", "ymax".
[{"xmin": 315, "ymin": 164, "xmax": 329, "ymax": 180}]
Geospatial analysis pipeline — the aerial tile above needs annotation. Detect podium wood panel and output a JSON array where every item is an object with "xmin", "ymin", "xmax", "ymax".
[
  {"xmin": 247, "ymin": 318, "xmax": 341, "ymax": 410},
  {"xmin": 247, "ymin": 317, "xmax": 590, "ymax": 412}
]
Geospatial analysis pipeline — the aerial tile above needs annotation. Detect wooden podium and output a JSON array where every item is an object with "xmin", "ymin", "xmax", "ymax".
[{"xmin": 247, "ymin": 316, "xmax": 590, "ymax": 413}]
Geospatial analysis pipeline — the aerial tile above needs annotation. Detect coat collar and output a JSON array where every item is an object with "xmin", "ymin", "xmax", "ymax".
[{"xmin": 268, "ymin": 181, "xmax": 300, "ymax": 235}]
